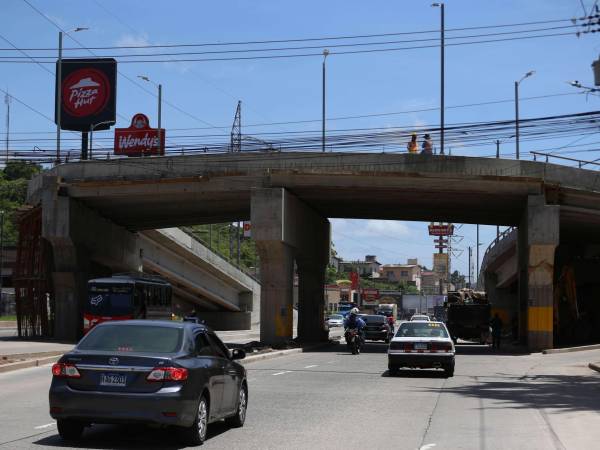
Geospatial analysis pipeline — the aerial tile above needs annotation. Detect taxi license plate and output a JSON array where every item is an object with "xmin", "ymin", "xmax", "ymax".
[
  {"xmin": 414, "ymin": 343, "xmax": 428, "ymax": 350},
  {"xmin": 100, "ymin": 373, "xmax": 127, "ymax": 387}
]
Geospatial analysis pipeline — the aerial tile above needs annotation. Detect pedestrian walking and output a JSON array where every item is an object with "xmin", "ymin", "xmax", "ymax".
[
  {"xmin": 490, "ymin": 313, "xmax": 503, "ymax": 349},
  {"xmin": 421, "ymin": 134, "xmax": 433, "ymax": 155},
  {"xmin": 407, "ymin": 133, "xmax": 418, "ymax": 154}
]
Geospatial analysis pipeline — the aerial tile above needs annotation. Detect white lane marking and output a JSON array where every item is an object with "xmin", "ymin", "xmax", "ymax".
[
  {"xmin": 420, "ymin": 444, "xmax": 437, "ymax": 450},
  {"xmin": 304, "ymin": 365, "xmax": 318, "ymax": 369},
  {"xmin": 34, "ymin": 422, "xmax": 56, "ymax": 430},
  {"xmin": 272, "ymin": 371, "xmax": 290, "ymax": 376}
]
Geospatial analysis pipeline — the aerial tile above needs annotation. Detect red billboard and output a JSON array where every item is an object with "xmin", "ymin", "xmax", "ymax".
[
  {"xmin": 56, "ymin": 58, "xmax": 117, "ymax": 131},
  {"xmin": 114, "ymin": 113, "xmax": 165, "ymax": 156},
  {"xmin": 428, "ymin": 224, "xmax": 454, "ymax": 236},
  {"xmin": 350, "ymin": 271, "xmax": 360, "ymax": 290},
  {"xmin": 361, "ymin": 288, "xmax": 380, "ymax": 301}
]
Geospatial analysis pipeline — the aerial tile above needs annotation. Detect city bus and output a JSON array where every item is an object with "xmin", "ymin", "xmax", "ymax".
[{"xmin": 83, "ymin": 273, "xmax": 172, "ymax": 333}]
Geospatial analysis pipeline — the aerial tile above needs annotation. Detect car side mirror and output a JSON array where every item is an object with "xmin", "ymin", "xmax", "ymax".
[{"xmin": 231, "ymin": 348, "xmax": 246, "ymax": 360}]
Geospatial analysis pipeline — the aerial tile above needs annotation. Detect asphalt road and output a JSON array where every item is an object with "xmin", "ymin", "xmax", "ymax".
[{"xmin": 1, "ymin": 342, "xmax": 599, "ymax": 450}]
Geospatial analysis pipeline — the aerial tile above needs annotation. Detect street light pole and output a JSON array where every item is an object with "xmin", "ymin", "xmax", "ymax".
[
  {"xmin": 0, "ymin": 211, "xmax": 4, "ymax": 302},
  {"xmin": 515, "ymin": 70, "xmax": 535, "ymax": 160},
  {"xmin": 432, "ymin": 3, "xmax": 445, "ymax": 155},
  {"xmin": 56, "ymin": 31, "xmax": 63, "ymax": 166},
  {"xmin": 56, "ymin": 27, "xmax": 88, "ymax": 166},
  {"xmin": 137, "ymin": 76, "xmax": 163, "ymax": 154},
  {"xmin": 90, "ymin": 120, "xmax": 116, "ymax": 160},
  {"xmin": 322, "ymin": 49, "xmax": 329, "ymax": 153},
  {"xmin": 158, "ymin": 83, "xmax": 162, "ymax": 155}
]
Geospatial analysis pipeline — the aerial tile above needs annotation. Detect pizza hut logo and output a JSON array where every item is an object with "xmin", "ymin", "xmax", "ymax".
[{"xmin": 62, "ymin": 68, "xmax": 110, "ymax": 117}]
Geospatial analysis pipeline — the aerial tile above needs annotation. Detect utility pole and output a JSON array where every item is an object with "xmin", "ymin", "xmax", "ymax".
[
  {"xmin": 236, "ymin": 221, "xmax": 241, "ymax": 266},
  {"xmin": 432, "ymin": 3, "xmax": 445, "ymax": 155},
  {"xmin": 476, "ymin": 224, "xmax": 480, "ymax": 287},
  {"xmin": 468, "ymin": 246, "xmax": 472, "ymax": 287},
  {"xmin": 0, "ymin": 211, "xmax": 4, "ymax": 301},
  {"xmin": 4, "ymin": 92, "xmax": 10, "ymax": 164},
  {"xmin": 496, "ymin": 139, "xmax": 500, "ymax": 159},
  {"xmin": 322, "ymin": 49, "xmax": 329, "ymax": 153}
]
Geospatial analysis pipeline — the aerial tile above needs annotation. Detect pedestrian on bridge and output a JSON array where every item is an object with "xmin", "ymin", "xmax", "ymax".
[
  {"xmin": 407, "ymin": 133, "xmax": 418, "ymax": 154},
  {"xmin": 421, "ymin": 134, "xmax": 433, "ymax": 155}
]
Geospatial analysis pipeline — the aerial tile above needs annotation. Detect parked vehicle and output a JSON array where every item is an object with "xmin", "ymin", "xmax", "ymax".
[
  {"xmin": 345, "ymin": 328, "xmax": 362, "ymax": 355},
  {"xmin": 362, "ymin": 314, "xmax": 393, "ymax": 343},
  {"xmin": 445, "ymin": 290, "xmax": 490, "ymax": 344},
  {"xmin": 84, "ymin": 273, "xmax": 172, "ymax": 333},
  {"xmin": 388, "ymin": 321, "xmax": 455, "ymax": 377},
  {"xmin": 49, "ymin": 320, "xmax": 248, "ymax": 446},
  {"xmin": 410, "ymin": 314, "xmax": 430, "ymax": 322},
  {"xmin": 327, "ymin": 314, "xmax": 344, "ymax": 327}
]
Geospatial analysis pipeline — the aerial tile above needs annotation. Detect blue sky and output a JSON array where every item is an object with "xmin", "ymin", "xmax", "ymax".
[{"xmin": 1, "ymin": 0, "xmax": 599, "ymax": 277}]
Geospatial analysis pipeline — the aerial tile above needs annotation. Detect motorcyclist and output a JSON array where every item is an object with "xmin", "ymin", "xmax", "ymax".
[{"xmin": 344, "ymin": 308, "xmax": 366, "ymax": 345}]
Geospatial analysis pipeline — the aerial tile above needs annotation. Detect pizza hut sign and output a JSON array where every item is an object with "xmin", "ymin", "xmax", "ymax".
[
  {"xmin": 114, "ymin": 113, "xmax": 165, "ymax": 156},
  {"xmin": 56, "ymin": 58, "xmax": 116, "ymax": 131}
]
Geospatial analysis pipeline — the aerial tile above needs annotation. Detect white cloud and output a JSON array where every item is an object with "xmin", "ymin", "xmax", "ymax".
[{"xmin": 115, "ymin": 33, "xmax": 152, "ymax": 52}]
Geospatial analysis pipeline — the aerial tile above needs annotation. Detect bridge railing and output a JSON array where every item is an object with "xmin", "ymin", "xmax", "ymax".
[
  {"xmin": 530, "ymin": 151, "xmax": 600, "ymax": 168},
  {"xmin": 479, "ymin": 226, "xmax": 517, "ymax": 283}
]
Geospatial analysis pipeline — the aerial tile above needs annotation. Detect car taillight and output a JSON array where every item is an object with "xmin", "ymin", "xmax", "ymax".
[
  {"xmin": 146, "ymin": 367, "xmax": 188, "ymax": 382},
  {"xmin": 51, "ymin": 363, "xmax": 81, "ymax": 378},
  {"xmin": 431, "ymin": 342, "xmax": 453, "ymax": 352},
  {"xmin": 403, "ymin": 343, "xmax": 413, "ymax": 352}
]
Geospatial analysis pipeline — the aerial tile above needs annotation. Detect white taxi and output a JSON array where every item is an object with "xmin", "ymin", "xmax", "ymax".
[{"xmin": 388, "ymin": 321, "xmax": 455, "ymax": 377}]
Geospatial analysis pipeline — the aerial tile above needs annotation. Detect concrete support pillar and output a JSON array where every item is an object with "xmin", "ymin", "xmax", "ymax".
[
  {"xmin": 297, "ymin": 260, "xmax": 328, "ymax": 343},
  {"xmin": 41, "ymin": 176, "xmax": 142, "ymax": 341},
  {"xmin": 518, "ymin": 195, "xmax": 559, "ymax": 351},
  {"xmin": 255, "ymin": 241, "xmax": 295, "ymax": 343},
  {"xmin": 251, "ymin": 187, "xmax": 330, "ymax": 345}
]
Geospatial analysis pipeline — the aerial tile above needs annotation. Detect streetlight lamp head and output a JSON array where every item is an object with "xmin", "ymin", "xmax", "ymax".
[
  {"xmin": 137, "ymin": 75, "xmax": 150, "ymax": 82},
  {"xmin": 568, "ymin": 80, "xmax": 582, "ymax": 88},
  {"xmin": 323, "ymin": 49, "xmax": 329, "ymax": 58},
  {"xmin": 525, "ymin": 70, "xmax": 535, "ymax": 78},
  {"xmin": 73, "ymin": 27, "xmax": 89, "ymax": 32}
]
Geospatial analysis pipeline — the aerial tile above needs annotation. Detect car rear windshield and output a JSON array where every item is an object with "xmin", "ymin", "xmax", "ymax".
[
  {"xmin": 78, "ymin": 325, "xmax": 183, "ymax": 353},
  {"xmin": 364, "ymin": 315, "xmax": 385, "ymax": 323},
  {"xmin": 329, "ymin": 315, "xmax": 343, "ymax": 320},
  {"xmin": 396, "ymin": 322, "xmax": 449, "ymax": 338}
]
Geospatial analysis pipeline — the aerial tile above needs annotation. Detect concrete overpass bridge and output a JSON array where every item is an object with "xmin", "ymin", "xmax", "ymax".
[{"xmin": 27, "ymin": 152, "xmax": 600, "ymax": 349}]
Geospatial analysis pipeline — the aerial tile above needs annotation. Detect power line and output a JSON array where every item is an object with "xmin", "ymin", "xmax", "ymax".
[
  {"xmin": 1, "ymin": 16, "xmax": 588, "ymax": 52},
  {"xmin": 0, "ymin": 30, "xmax": 591, "ymax": 64}
]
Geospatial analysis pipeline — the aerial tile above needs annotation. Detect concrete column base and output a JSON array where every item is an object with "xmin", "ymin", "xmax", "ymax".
[
  {"xmin": 255, "ymin": 241, "xmax": 295, "ymax": 344},
  {"xmin": 297, "ymin": 262, "xmax": 329, "ymax": 343}
]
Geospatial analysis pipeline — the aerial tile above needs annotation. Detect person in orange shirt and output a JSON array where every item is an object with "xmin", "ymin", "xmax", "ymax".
[{"xmin": 407, "ymin": 133, "xmax": 418, "ymax": 153}]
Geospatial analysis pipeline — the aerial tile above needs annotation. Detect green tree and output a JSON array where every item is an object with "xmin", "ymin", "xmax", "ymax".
[
  {"xmin": 450, "ymin": 270, "xmax": 465, "ymax": 287},
  {"xmin": 0, "ymin": 161, "xmax": 42, "ymax": 244}
]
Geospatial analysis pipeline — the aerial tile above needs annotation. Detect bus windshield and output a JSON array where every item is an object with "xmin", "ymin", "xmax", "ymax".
[{"xmin": 87, "ymin": 284, "xmax": 134, "ymax": 317}]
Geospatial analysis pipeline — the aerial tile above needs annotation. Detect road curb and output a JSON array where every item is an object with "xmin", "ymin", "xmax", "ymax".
[
  {"xmin": 242, "ymin": 341, "xmax": 336, "ymax": 365},
  {"xmin": 0, "ymin": 355, "xmax": 61, "ymax": 374},
  {"xmin": 588, "ymin": 362, "xmax": 600, "ymax": 373},
  {"xmin": 542, "ymin": 344, "xmax": 600, "ymax": 354}
]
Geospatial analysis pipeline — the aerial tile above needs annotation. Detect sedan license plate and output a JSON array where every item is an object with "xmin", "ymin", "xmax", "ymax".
[
  {"xmin": 100, "ymin": 373, "xmax": 127, "ymax": 387},
  {"xmin": 414, "ymin": 343, "xmax": 428, "ymax": 350}
]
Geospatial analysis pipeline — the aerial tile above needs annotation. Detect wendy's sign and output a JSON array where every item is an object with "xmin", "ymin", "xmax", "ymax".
[
  {"xmin": 55, "ymin": 58, "xmax": 117, "ymax": 131},
  {"xmin": 114, "ymin": 113, "xmax": 165, "ymax": 156}
]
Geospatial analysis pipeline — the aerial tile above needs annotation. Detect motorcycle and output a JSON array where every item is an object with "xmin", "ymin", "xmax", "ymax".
[{"xmin": 345, "ymin": 328, "xmax": 361, "ymax": 355}]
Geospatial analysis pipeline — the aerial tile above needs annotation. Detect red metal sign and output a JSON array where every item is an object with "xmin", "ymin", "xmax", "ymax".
[
  {"xmin": 361, "ymin": 288, "xmax": 380, "ymax": 300},
  {"xmin": 114, "ymin": 113, "xmax": 165, "ymax": 156},
  {"xmin": 243, "ymin": 221, "xmax": 251, "ymax": 238},
  {"xmin": 350, "ymin": 271, "xmax": 360, "ymax": 290},
  {"xmin": 428, "ymin": 224, "xmax": 454, "ymax": 236}
]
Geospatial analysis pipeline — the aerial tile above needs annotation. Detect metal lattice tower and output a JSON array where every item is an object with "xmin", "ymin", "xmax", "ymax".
[{"xmin": 230, "ymin": 101, "xmax": 241, "ymax": 152}]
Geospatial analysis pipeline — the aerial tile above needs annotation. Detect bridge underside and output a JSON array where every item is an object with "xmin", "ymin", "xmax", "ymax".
[{"xmin": 28, "ymin": 153, "xmax": 600, "ymax": 348}]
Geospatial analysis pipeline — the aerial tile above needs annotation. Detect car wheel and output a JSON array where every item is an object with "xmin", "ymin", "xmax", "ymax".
[
  {"xmin": 444, "ymin": 364, "xmax": 455, "ymax": 378},
  {"xmin": 388, "ymin": 366, "xmax": 398, "ymax": 376},
  {"xmin": 57, "ymin": 419, "xmax": 84, "ymax": 441},
  {"xmin": 179, "ymin": 394, "xmax": 209, "ymax": 446},
  {"xmin": 225, "ymin": 384, "xmax": 248, "ymax": 428}
]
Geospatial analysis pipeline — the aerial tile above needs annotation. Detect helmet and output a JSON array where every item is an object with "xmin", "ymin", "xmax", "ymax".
[{"xmin": 350, "ymin": 307, "xmax": 359, "ymax": 316}]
